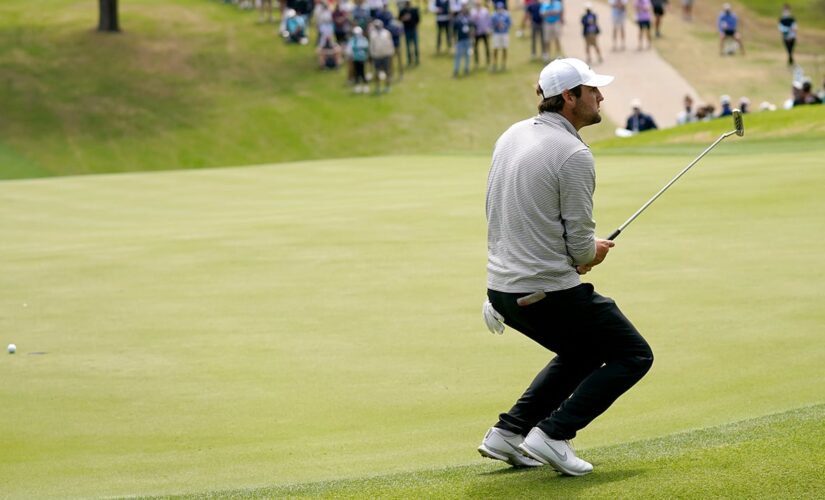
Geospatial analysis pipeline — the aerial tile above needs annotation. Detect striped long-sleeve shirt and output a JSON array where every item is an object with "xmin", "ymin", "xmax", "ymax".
[{"xmin": 486, "ymin": 112, "xmax": 597, "ymax": 293}]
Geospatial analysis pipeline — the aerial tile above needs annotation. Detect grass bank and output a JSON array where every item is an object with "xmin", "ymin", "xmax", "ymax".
[{"xmin": 194, "ymin": 405, "xmax": 825, "ymax": 499}]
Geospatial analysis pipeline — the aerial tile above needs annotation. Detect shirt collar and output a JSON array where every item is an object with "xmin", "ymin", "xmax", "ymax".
[{"xmin": 534, "ymin": 112, "xmax": 585, "ymax": 144}]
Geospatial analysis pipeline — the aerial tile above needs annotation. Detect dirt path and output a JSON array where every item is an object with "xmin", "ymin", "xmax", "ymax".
[{"xmin": 553, "ymin": 0, "xmax": 700, "ymax": 128}]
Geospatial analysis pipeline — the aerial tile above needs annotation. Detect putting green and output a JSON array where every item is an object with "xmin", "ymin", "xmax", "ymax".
[{"xmin": 1, "ymin": 146, "xmax": 823, "ymax": 498}]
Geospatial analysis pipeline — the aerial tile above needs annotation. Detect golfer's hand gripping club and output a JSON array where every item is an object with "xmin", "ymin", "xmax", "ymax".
[{"xmin": 606, "ymin": 110, "xmax": 744, "ymax": 241}]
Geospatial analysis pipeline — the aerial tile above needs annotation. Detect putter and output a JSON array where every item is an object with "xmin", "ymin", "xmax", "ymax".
[{"xmin": 606, "ymin": 109, "xmax": 745, "ymax": 241}]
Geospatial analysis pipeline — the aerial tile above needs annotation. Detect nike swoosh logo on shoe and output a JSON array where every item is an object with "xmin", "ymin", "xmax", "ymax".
[{"xmin": 544, "ymin": 441, "xmax": 567, "ymax": 462}]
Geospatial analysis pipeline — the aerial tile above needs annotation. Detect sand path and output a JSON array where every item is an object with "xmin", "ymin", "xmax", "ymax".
[{"xmin": 549, "ymin": 0, "xmax": 699, "ymax": 127}]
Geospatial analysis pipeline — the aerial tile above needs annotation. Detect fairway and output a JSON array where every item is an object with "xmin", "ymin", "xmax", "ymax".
[{"xmin": 2, "ymin": 144, "xmax": 824, "ymax": 498}]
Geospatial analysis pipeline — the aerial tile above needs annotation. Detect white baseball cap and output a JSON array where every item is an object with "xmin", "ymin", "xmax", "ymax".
[{"xmin": 538, "ymin": 58, "xmax": 614, "ymax": 98}]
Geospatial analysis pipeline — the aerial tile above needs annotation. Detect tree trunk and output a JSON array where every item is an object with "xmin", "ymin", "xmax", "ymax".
[{"xmin": 98, "ymin": 0, "xmax": 120, "ymax": 32}]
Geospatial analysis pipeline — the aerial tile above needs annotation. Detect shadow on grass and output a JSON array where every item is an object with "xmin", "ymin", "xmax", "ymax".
[{"xmin": 467, "ymin": 465, "xmax": 646, "ymax": 498}]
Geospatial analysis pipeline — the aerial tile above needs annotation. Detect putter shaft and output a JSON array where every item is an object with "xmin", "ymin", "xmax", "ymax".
[{"xmin": 607, "ymin": 110, "xmax": 744, "ymax": 241}]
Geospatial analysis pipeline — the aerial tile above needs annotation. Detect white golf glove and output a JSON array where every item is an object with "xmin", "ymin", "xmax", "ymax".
[{"xmin": 482, "ymin": 300, "xmax": 506, "ymax": 335}]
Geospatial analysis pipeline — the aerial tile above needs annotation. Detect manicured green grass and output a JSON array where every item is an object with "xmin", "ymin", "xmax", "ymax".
[
  {"xmin": 2, "ymin": 139, "xmax": 824, "ymax": 498},
  {"xmin": 176, "ymin": 405, "xmax": 825, "ymax": 499}
]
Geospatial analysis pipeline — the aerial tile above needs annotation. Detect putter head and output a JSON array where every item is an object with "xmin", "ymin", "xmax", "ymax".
[{"xmin": 732, "ymin": 109, "xmax": 744, "ymax": 137}]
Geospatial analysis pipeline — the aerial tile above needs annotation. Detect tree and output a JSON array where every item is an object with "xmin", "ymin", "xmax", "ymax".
[{"xmin": 98, "ymin": 0, "xmax": 120, "ymax": 32}]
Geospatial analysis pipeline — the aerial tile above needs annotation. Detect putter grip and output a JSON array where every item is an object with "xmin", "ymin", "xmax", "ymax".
[{"xmin": 607, "ymin": 228, "xmax": 621, "ymax": 241}]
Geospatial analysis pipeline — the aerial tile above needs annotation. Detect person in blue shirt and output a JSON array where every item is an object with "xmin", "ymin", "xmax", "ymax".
[
  {"xmin": 526, "ymin": 0, "xmax": 544, "ymax": 60},
  {"xmin": 453, "ymin": 3, "xmax": 473, "ymax": 77},
  {"xmin": 717, "ymin": 3, "xmax": 744, "ymax": 55},
  {"xmin": 283, "ymin": 9, "xmax": 309, "ymax": 45},
  {"xmin": 625, "ymin": 98, "xmax": 657, "ymax": 133},
  {"xmin": 540, "ymin": 0, "xmax": 563, "ymax": 62},
  {"xmin": 581, "ymin": 3, "xmax": 602, "ymax": 65},
  {"xmin": 349, "ymin": 26, "xmax": 370, "ymax": 94},
  {"xmin": 491, "ymin": 2, "xmax": 511, "ymax": 71}
]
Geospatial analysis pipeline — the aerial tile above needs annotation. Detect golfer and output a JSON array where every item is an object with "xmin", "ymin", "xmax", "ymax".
[{"xmin": 478, "ymin": 58, "xmax": 654, "ymax": 476}]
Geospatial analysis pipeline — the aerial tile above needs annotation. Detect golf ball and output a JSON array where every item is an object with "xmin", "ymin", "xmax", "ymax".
[{"xmin": 7, "ymin": 344, "xmax": 16, "ymax": 354}]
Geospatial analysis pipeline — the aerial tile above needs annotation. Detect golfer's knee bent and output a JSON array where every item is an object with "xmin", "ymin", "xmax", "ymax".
[{"xmin": 630, "ymin": 347, "xmax": 654, "ymax": 379}]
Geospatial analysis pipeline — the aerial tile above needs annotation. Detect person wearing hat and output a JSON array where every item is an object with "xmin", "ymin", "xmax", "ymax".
[
  {"xmin": 792, "ymin": 79, "xmax": 823, "ymax": 106},
  {"xmin": 718, "ymin": 94, "xmax": 733, "ymax": 117},
  {"xmin": 478, "ymin": 58, "xmax": 654, "ymax": 476},
  {"xmin": 348, "ymin": 26, "xmax": 370, "ymax": 93},
  {"xmin": 625, "ymin": 98, "xmax": 657, "ymax": 133}
]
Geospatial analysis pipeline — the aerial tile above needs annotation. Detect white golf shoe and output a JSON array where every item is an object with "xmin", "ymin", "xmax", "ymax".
[
  {"xmin": 478, "ymin": 427, "xmax": 543, "ymax": 468},
  {"xmin": 518, "ymin": 427, "xmax": 593, "ymax": 476}
]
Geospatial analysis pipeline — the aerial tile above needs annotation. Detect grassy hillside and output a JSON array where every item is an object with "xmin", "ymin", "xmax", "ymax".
[
  {"xmin": 654, "ymin": 0, "xmax": 825, "ymax": 107},
  {"xmin": 2, "ymin": 133, "xmax": 823, "ymax": 497},
  {"xmin": 0, "ymin": 0, "xmax": 560, "ymax": 179},
  {"xmin": 1, "ymin": 0, "xmax": 823, "ymax": 179}
]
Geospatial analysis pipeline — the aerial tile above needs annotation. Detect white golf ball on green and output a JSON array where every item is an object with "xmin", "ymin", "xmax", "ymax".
[{"xmin": 7, "ymin": 344, "xmax": 16, "ymax": 354}]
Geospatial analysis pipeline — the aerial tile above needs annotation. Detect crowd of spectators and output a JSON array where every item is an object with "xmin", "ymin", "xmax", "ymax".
[{"xmin": 220, "ymin": 0, "xmax": 823, "ymax": 117}]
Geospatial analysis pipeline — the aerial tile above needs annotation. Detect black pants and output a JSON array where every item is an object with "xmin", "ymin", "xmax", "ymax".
[
  {"xmin": 488, "ymin": 284, "xmax": 653, "ymax": 440},
  {"xmin": 474, "ymin": 33, "xmax": 490, "ymax": 65},
  {"xmin": 437, "ymin": 20, "xmax": 451, "ymax": 51},
  {"xmin": 784, "ymin": 37, "xmax": 795, "ymax": 64}
]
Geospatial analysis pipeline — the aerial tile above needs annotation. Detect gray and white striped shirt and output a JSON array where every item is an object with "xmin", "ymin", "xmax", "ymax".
[{"xmin": 486, "ymin": 112, "xmax": 597, "ymax": 293}]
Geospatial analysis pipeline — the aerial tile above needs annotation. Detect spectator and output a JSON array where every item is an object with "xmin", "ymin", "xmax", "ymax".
[
  {"xmin": 793, "ymin": 80, "xmax": 823, "ymax": 106},
  {"xmin": 491, "ymin": 2, "xmax": 511, "ymax": 71},
  {"xmin": 527, "ymin": 0, "xmax": 545, "ymax": 60},
  {"xmin": 635, "ymin": 0, "xmax": 652, "ymax": 50},
  {"xmin": 259, "ymin": 0, "xmax": 274, "ymax": 23},
  {"xmin": 471, "ymin": 0, "xmax": 493, "ymax": 68},
  {"xmin": 399, "ymin": 0, "xmax": 421, "ymax": 66},
  {"xmin": 453, "ymin": 3, "xmax": 473, "ymax": 77},
  {"xmin": 581, "ymin": 3, "xmax": 603, "ymax": 65},
  {"xmin": 626, "ymin": 98, "xmax": 657, "ymax": 132},
  {"xmin": 819, "ymin": 76, "xmax": 825, "ymax": 101},
  {"xmin": 718, "ymin": 94, "xmax": 733, "ymax": 117},
  {"xmin": 283, "ymin": 8, "xmax": 309, "ymax": 44},
  {"xmin": 388, "ymin": 19, "xmax": 405, "ymax": 80},
  {"xmin": 367, "ymin": 0, "xmax": 384, "ymax": 17},
  {"xmin": 681, "ymin": 0, "xmax": 693, "ymax": 21},
  {"xmin": 433, "ymin": 0, "xmax": 452, "ymax": 53},
  {"xmin": 315, "ymin": 1, "xmax": 336, "ymax": 47},
  {"xmin": 540, "ymin": 0, "xmax": 564, "ymax": 62},
  {"xmin": 676, "ymin": 94, "xmax": 696, "ymax": 125},
  {"xmin": 608, "ymin": 0, "xmax": 627, "ymax": 51},
  {"xmin": 651, "ymin": 0, "xmax": 667, "ymax": 38},
  {"xmin": 369, "ymin": 19, "xmax": 396, "ymax": 93},
  {"xmin": 332, "ymin": 2, "xmax": 352, "ymax": 44},
  {"xmin": 292, "ymin": 0, "xmax": 313, "ymax": 23},
  {"xmin": 349, "ymin": 25, "xmax": 370, "ymax": 93},
  {"xmin": 718, "ymin": 3, "xmax": 745, "ymax": 55},
  {"xmin": 778, "ymin": 4, "xmax": 797, "ymax": 66},
  {"xmin": 352, "ymin": 0, "xmax": 371, "ymax": 31},
  {"xmin": 317, "ymin": 38, "xmax": 343, "ymax": 69},
  {"xmin": 738, "ymin": 96, "xmax": 750, "ymax": 113},
  {"xmin": 695, "ymin": 104, "xmax": 715, "ymax": 121},
  {"xmin": 518, "ymin": 0, "xmax": 537, "ymax": 39}
]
